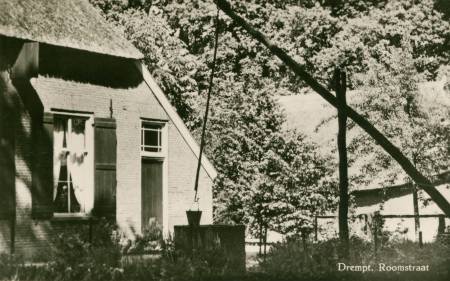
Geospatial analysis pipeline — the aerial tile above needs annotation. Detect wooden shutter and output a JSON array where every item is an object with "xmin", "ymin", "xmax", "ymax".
[
  {"xmin": 93, "ymin": 117, "xmax": 117, "ymax": 218},
  {"xmin": 32, "ymin": 112, "xmax": 54, "ymax": 219}
]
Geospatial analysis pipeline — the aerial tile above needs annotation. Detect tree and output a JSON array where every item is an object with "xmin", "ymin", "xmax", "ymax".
[
  {"xmin": 349, "ymin": 39, "xmax": 449, "ymax": 192},
  {"xmin": 206, "ymin": 77, "xmax": 286, "ymax": 224},
  {"xmin": 268, "ymin": 131, "xmax": 337, "ymax": 237},
  {"xmin": 313, "ymin": 0, "xmax": 450, "ymax": 86},
  {"xmin": 215, "ymin": 0, "xmax": 450, "ymax": 216},
  {"xmin": 242, "ymin": 130, "xmax": 337, "ymax": 242}
]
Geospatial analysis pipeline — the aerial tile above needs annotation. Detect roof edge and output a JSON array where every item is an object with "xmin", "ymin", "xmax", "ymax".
[
  {"xmin": 351, "ymin": 171, "xmax": 450, "ymax": 196},
  {"xmin": 0, "ymin": 29, "xmax": 144, "ymax": 60},
  {"xmin": 135, "ymin": 61, "xmax": 218, "ymax": 180}
]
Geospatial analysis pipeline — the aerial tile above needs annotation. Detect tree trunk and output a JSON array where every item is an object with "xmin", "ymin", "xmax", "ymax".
[
  {"xmin": 263, "ymin": 226, "xmax": 267, "ymax": 260},
  {"xmin": 259, "ymin": 221, "xmax": 263, "ymax": 255},
  {"xmin": 215, "ymin": 0, "xmax": 450, "ymax": 217},
  {"xmin": 412, "ymin": 183, "xmax": 421, "ymax": 240},
  {"xmin": 301, "ymin": 231, "xmax": 308, "ymax": 268},
  {"xmin": 336, "ymin": 69, "xmax": 349, "ymax": 259}
]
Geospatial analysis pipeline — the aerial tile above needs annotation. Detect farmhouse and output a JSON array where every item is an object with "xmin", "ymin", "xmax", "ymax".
[
  {"xmin": 0, "ymin": 0, "xmax": 216, "ymax": 258},
  {"xmin": 279, "ymin": 80, "xmax": 450, "ymax": 242}
]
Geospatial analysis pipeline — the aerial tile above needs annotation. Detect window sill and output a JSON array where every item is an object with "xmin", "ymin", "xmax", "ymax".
[
  {"xmin": 141, "ymin": 152, "xmax": 165, "ymax": 159},
  {"xmin": 51, "ymin": 213, "xmax": 93, "ymax": 222}
]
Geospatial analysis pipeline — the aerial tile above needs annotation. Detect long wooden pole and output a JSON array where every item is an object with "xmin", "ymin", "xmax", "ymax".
[
  {"xmin": 214, "ymin": 0, "xmax": 450, "ymax": 217},
  {"xmin": 194, "ymin": 8, "xmax": 220, "ymax": 202},
  {"xmin": 336, "ymin": 69, "xmax": 349, "ymax": 259},
  {"xmin": 412, "ymin": 183, "xmax": 421, "ymax": 239}
]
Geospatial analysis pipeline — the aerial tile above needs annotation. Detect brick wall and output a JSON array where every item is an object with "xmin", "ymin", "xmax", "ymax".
[
  {"xmin": 167, "ymin": 121, "xmax": 213, "ymax": 231},
  {"xmin": 0, "ymin": 73, "xmax": 214, "ymax": 258},
  {"xmin": 0, "ymin": 71, "xmax": 54, "ymax": 257},
  {"xmin": 32, "ymin": 75, "xmax": 214, "ymax": 231},
  {"xmin": 0, "ymin": 221, "xmax": 10, "ymax": 254},
  {"xmin": 13, "ymin": 89, "xmax": 49, "ymax": 257}
]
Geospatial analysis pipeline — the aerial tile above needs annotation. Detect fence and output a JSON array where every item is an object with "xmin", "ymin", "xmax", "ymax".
[
  {"xmin": 244, "ymin": 214, "xmax": 448, "ymax": 258},
  {"xmin": 314, "ymin": 214, "xmax": 449, "ymax": 244}
]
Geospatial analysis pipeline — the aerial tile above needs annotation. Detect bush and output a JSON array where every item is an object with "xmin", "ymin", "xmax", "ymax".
[
  {"xmin": 48, "ymin": 218, "xmax": 123, "ymax": 281},
  {"xmin": 122, "ymin": 235, "xmax": 234, "ymax": 281},
  {"xmin": 260, "ymin": 237, "xmax": 450, "ymax": 281},
  {"xmin": 0, "ymin": 255, "xmax": 55, "ymax": 281},
  {"xmin": 1, "ymin": 220, "xmax": 239, "ymax": 281},
  {"xmin": 125, "ymin": 219, "xmax": 163, "ymax": 255},
  {"xmin": 0, "ymin": 218, "xmax": 123, "ymax": 281},
  {"xmin": 3, "ymin": 223, "xmax": 449, "ymax": 281},
  {"xmin": 0, "ymin": 254, "xmax": 21, "ymax": 280}
]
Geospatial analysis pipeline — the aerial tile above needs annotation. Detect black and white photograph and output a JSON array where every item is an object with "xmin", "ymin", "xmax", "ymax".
[{"xmin": 0, "ymin": 0, "xmax": 449, "ymax": 280}]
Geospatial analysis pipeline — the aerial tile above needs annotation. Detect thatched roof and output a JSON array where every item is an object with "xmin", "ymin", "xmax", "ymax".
[
  {"xmin": 0, "ymin": 0, "xmax": 143, "ymax": 59},
  {"xmin": 278, "ymin": 78, "xmax": 450, "ymax": 190}
]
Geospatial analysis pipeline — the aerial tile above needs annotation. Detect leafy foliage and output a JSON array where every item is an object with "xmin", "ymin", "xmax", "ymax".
[
  {"xmin": 261, "ymin": 237, "xmax": 450, "ymax": 281},
  {"xmin": 347, "ymin": 39, "xmax": 449, "ymax": 188},
  {"xmin": 49, "ymin": 220, "xmax": 123, "ymax": 281},
  {"xmin": 314, "ymin": 0, "xmax": 450, "ymax": 86},
  {"xmin": 240, "ymin": 130, "xmax": 337, "ymax": 237},
  {"xmin": 124, "ymin": 219, "xmax": 164, "ymax": 254},
  {"xmin": 3, "ymin": 233, "xmax": 449, "ymax": 281}
]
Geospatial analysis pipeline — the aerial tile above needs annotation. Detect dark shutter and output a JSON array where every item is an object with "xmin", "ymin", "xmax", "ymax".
[
  {"xmin": 93, "ymin": 118, "xmax": 117, "ymax": 218},
  {"xmin": 32, "ymin": 112, "xmax": 54, "ymax": 219}
]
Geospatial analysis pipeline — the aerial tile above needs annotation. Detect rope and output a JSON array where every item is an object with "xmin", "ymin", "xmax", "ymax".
[{"xmin": 193, "ymin": 7, "xmax": 221, "ymax": 203}]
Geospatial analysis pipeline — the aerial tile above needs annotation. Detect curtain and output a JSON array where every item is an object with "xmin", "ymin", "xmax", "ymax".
[
  {"xmin": 67, "ymin": 117, "xmax": 89, "ymax": 213},
  {"xmin": 53, "ymin": 118, "xmax": 64, "ymax": 200}
]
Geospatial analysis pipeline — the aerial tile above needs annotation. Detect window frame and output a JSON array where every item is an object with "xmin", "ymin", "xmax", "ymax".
[
  {"xmin": 52, "ymin": 111, "xmax": 94, "ymax": 218},
  {"xmin": 140, "ymin": 120, "xmax": 167, "ymax": 158}
]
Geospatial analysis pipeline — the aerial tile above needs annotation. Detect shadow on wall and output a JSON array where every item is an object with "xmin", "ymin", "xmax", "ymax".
[
  {"xmin": 39, "ymin": 44, "xmax": 142, "ymax": 89},
  {"xmin": 0, "ymin": 36, "xmax": 54, "ymax": 257}
]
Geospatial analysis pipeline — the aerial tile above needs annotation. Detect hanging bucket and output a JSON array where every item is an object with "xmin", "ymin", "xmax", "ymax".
[{"xmin": 186, "ymin": 210, "xmax": 202, "ymax": 227}]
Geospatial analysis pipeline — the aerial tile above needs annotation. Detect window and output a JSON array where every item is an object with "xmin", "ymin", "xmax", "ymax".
[
  {"xmin": 53, "ymin": 114, "xmax": 93, "ymax": 214},
  {"xmin": 141, "ymin": 122, "xmax": 165, "ymax": 155}
]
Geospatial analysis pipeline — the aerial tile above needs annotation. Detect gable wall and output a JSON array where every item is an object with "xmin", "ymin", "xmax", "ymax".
[
  {"xmin": 0, "ymin": 71, "xmax": 213, "ymax": 258},
  {"xmin": 32, "ymin": 75, "xmax": 214, "ymax": 230}
]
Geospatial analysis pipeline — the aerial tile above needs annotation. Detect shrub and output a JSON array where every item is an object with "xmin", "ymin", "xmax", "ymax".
[
  {"xmin": 260, "ymin": 236, "xmax": 450, "ymax": 281},
  {"xmin": 125, "ymin": 218, "xmax": 163, "ymax": 255},
  {"xmin": 48, "ymin": 218, "xmax": 123, "ymax": 281},
  {"xmin": 3, "ymin": 224, "xmax": 449, "ymax": 281},
  {"xmin": 0, "ymin": 254, "xmax": 21, "ymax": 280}
]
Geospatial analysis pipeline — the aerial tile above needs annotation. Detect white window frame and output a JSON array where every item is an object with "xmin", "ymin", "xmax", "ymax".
[
  {"xmin": 140, "ymin": 120, "xmax": 167, "ymax": 158},
  {"xmin": 52, "ymin": 111, "xmax": 94, "ymax": 218}
]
